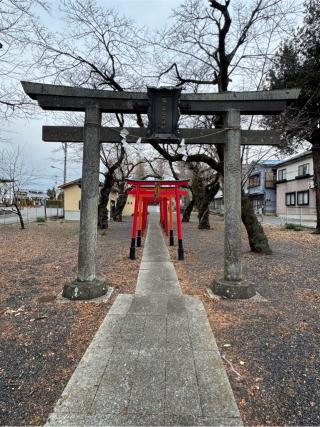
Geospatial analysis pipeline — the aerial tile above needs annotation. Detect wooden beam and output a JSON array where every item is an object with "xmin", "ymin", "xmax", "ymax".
[
  {"xmin": 43, "ymin": 126, "xmax": 282, "ymax": 145},
  {"xmin": 22, "ymin": 81, "xmax": 300, "ymax": 115}
]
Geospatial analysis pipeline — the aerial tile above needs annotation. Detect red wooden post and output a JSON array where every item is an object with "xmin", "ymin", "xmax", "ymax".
[
  {"xmin": 159, "ymin": 199, "xmax": 163, "ymax": 226},
  {"xmin": 137, "ymin": 195, "xmax": 142, "ymax": 247},
  {"xmin": 175, "ymin": 186, "xmax": 184, "ymax": 260},
  {"xmin": 169, "ymin": 197, "xmax": 174, "ymax": 246},
  {"xmin": 164, "ymin": 198, "xmax": 169, "ymax": 236},
  {"xmin": 161, "ymin": 199, "xmax": 164, "ymax": 228},
  {"xmin": 130, "ymin": 185, "xmax": 140, "ymax": 260},
  {"xmin": 142, "ymin": 200, "xmax": 148, "ymax": 236}
]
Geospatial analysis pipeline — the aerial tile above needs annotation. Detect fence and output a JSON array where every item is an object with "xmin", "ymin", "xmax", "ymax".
[
  {"xmin": 0, "ymin": 206, "xmax": 64, "ymax": 226},
  {"xmin": 278, "ymin": 207, "xmax": 317, "ymax": 228}
]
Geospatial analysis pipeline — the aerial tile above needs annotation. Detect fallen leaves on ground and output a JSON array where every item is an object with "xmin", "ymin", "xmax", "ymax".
[{"xmin": 0, "ymin": 219, "xmax": 140, "ymax": 426}]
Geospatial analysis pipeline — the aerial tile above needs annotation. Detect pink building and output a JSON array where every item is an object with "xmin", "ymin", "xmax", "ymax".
[{"xmin": 276, "ymin": 151, "xmax": 316, "ymax": 223}]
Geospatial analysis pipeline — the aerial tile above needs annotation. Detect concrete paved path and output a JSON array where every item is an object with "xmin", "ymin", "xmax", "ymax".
[{"xmin": 47, "ymin": 215, "xmax": 243, "ymax": 426}]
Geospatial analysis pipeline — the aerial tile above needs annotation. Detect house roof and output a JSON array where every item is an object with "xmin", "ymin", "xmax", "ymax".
[
  {"xmin": 275, "ymin": 150, "xmax": 312, "ymax": 168},
  {"xmin": 259, "ymin": 160, "xmax": 280, "ymax": 165},
  {"xmin": 59, "ymin": 178, "xmax": 113, "ymax": 191},
  {"xmin": 59, "ymin": 178, "xmax": 82, "ymax": 189}
]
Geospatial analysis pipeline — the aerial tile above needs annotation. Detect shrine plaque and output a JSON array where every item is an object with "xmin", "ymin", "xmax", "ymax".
[{"xmin": 147, "ymin": 87, "xmax": 181, "ymax": 141}]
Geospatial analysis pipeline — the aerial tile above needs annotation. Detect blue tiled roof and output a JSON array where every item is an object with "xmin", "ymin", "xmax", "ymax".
[{"xmin": 257, "ymin": 159, "xmax": 280, "ymax": 165}]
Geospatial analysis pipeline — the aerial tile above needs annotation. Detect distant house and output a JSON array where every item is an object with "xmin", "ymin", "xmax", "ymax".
[
  {"xmin": 60, "ymin": 178, "xmax": 135, "ymax": 221},
  {"xmin": 247, "ymin": 160, "xmax": 279, "ymax": 214},
  {"xmin": 14, "ymin": 189, "xmax": 48, "ymax": 206},
  {"xmin": 276, "ymin": 150, "xmax": 316, "ymax": 222},
  {"xmin": 0, "ymin": 179, "xmax": 14, "ymax": 205}
]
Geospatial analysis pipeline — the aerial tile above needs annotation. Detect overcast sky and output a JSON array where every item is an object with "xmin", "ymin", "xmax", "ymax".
[{"xmin": 1, "ymin": 0, "xmax": 183, "ymax": 191}]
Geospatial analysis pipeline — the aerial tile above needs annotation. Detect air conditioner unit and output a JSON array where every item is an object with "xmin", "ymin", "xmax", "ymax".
[{"xmin": 309, "ymin": 179, "xmax": 315, "ymax": 189}]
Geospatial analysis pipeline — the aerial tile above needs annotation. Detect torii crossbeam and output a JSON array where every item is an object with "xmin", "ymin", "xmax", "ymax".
[{"xmin": 21, "ymin": 81, "xmax": 300, "ymax": 300}]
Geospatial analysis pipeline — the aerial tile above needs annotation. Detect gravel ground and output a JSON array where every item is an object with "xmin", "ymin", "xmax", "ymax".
[
  {"xmin": 170, "ymin": 213, "xmax": 320, "ymax": 426},
  {"xmin": 0, "ymin": 218, "xmax": 141, "ymax": 426}
]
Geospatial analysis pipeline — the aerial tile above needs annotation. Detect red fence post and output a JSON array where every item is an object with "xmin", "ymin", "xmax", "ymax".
[
  {"xmin": 175, "ymin": 186, "xmax": 184, "ymax": 260},
  {"xmin": 130, "ymin": 186, "xmax": 140, "ymax": 260},
  {"xmin": 137, "ymin": 195, "xmax": 142, "ymax": 247},
  {"xmin": 160, "ymin": 200, "xmax": 163, "ymax": 226},
  {"xmin": 169, "ymin": 197, "xmax": 174, "ymax": 246},
  {"xmin": 142, "ymin": 200, "xmax": 147, "ymax": 236},
  {"xmin": 164, "ymin": 198, "xmax": 169, "ymax": 236}
]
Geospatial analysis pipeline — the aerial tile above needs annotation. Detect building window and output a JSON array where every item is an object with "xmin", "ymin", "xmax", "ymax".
[
  {"xmin": 285, "ymin": 192, "xmax": 296, "ymax": 206},
  {"xmin": 298, "ymin": 163, "xmax": 309, "ymax": 177},
  {"xmin": 297, "ymin": 190, "xmax": 309, "ymax": 205},
  {"xmin": 248, "ymin": 174, "xmax": 260, "ymax": 188},
  {"xmin": 278, "ymin": 169, "xmax": 287, "ymax": 181},
  {"xmin": 265, "ymin": 171, "xmax": 276, "ymax": 189}
]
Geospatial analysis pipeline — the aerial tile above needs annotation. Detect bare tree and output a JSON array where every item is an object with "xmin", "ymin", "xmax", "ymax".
[
  {"xmin": 29, "ymin": 0, "xmax": 149, "ymax": 225},
  {"xmin": 145, "ymin": 0, "xmax": 301, "ymax": 252},
  {"xmin": 27, "ymin": 0, "xmax": 301, "ymax": 251},
  {"xmin": 111, "ymin": 152, "xmax": 162, "ymax": 222},
  {"xmin": 0, "ymin": 145, "xmax": 35, "ymax": 228},
  {"xmin": 98, "ymin": 143, "xmax": 125, "ymax": 229},
  {"xmin": 0, "ymin": 0, "xmax": 48, "ymax": 118},
  {"xmin": 30, "ymin": 0, "xmax": 145, "ymax": 93}
]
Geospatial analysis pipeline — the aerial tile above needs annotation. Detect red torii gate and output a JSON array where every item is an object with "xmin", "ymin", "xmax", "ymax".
[{"xmin": 127, "ymin": 180, "xmax": 189, "ymax": 261}]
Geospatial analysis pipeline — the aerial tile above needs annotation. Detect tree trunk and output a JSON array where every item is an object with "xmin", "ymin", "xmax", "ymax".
[
  {"xmin": 197, "ymin": 184, "xmax": 220, "ymax": 229},
  {"xmin": 112, "ymin": 191, "xmax": 128, "ymax": 222},
  {"xmin": 191, "ymin": 170, "xmax": 211, "ymax": 229},
  {"xmin": 198, "ymin": 200, "xmax": 211, "ymax": 229},
  {"xmin": 98, "ymin": 173, "xmax": 113, "ymax": 229},
  {"xmin": 13, "ymin": 203, "xmax": 25, "ymax": 230},
  {"xmin": 311, "ymin": 142, "xmax": 320, "ymax": 234},
  {"xmin": 182, "ymin": 198, "xmax": 194, "ymax": 222},
  {"xmin": 98, "ymin": 199, "xmax": 109, "ymax": 229},
  {"xmin": 241, "ymin": 195, "xmax": 272, "ymax": 254}
]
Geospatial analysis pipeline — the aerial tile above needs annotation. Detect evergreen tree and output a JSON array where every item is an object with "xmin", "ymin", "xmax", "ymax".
[{"xmin": 266, "ymin": 0, "xmax": 320, "ymax": 233}]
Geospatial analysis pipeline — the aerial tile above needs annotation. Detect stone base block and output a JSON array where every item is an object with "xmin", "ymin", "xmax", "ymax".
[
  {"xmin": 62, "ymin": 278, "xmax": 107, "ymax": 300},
  {"xmin": 211, "ymin": 278, "xmax": 255, "ymax": 300}
]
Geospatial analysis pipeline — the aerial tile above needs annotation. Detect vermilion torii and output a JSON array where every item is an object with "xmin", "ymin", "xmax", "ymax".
[
  {"xmin": 127, "ymin": 180, "xmax": 189, "ymax": 260},
  {"xmin": 21, "ymin": 81, "xmax": 300, "ymax": 300}
]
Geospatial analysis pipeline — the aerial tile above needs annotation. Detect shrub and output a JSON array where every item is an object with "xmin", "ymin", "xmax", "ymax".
[
  {"xmin": 36, "ymin": 216, "xmax": 46, "ymax": 223},
  {"xmin": 46, "ymin": 200, "xmax": 63, "ymax": 208},
  {"xmin": 284, "ymin": 223, "xmax": 302, "ymax": 231}
]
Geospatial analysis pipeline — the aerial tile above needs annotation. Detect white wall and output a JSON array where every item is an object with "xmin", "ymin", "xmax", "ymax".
[
  {"xmin": 277, "ymin": 155, "xmax": 313, "ymax": 181},
  {"xmin": 65, "ymin": 211, "xmax": 80, "ymax": 221}
]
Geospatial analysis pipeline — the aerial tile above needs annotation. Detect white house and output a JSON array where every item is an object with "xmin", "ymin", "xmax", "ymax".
[{"xmin": 276, "ymin": 151, "xmax": 316, "ymax": 223}]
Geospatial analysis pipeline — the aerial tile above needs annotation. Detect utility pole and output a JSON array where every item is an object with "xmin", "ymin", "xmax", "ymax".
[{"xmin": 63, "ymin": 143, "xmax": 67, "ymax": 184}]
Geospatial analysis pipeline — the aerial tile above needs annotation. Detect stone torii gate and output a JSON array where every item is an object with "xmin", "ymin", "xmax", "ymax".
[{"xmin": 21, "ymin": 81, "xmax": 300, "ymax": 300}]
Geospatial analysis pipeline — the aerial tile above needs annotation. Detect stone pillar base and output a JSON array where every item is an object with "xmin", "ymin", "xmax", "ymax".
[
  {"xmin": 211, "ymin": 278, "xmax": 255, "ymax": 300},
  {"xmin": 63, "ymin": 278, "xmax": 107, "ymax": 300}
]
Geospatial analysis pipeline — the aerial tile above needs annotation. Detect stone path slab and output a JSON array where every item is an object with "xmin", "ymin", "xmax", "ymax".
[{"xmin": 46, "ymin": 215, "xmax": 243, "ymax": 426}]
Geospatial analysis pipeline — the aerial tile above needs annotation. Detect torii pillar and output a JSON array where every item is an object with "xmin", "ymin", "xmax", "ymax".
[
  {"xmin": 62, "ymin": 105, "xmax": 107, "ymax": 300},
  {"xmin": 211, "ymin": 110, "xmax": 254, "ymax": 299}
]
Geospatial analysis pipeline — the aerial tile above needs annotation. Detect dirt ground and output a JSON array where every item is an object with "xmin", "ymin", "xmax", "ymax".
[
  {"xmin": 1, "ymin": 214, "xmax": 320, "ymax": 426},
  {"xmin": 0, "ymin": 219, "xmax": 141, "ymax": 426},
  {"xmin": 170, "ymin": 213, "xmax": 320, "ymax": 426}
]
